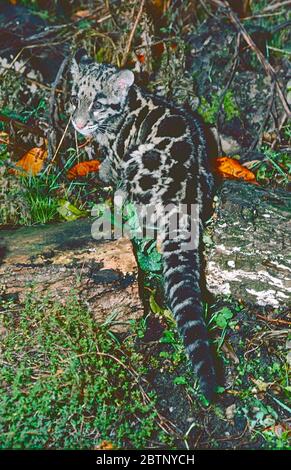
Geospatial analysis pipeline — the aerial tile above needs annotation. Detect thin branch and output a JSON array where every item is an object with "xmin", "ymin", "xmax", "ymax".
[
  {"xmin": 247, "ymin": 81, "xmax": 276, "ymax": 153},
  {"xmin": 47, "ymin": 55, "xmax": 70, "ymax": 165},
  {"xmin": 0, "ymin": 113, "xmax": 45, "ymax": 138},
  {"xmin": 208, "ymin": 0, "xmax": 291, "ymax": 118},
  {"xmin": 216, "ymin": 33, "xmax": 241, "ymax": 154},
  {"xmin": 49, "ymin": 55, "xmax": 69, "ymax": 129},
  {"xmin": 256, "ymin": 314, "xmax": 291, "ymax": 326},
  {"xmin": 121, "ymin": 0, "xmax": 145, "ymax": 67},
  {"xmin": 50, "ymin": 115, "xmax": 72, "ymax": 166},
  {"xmin": 262, "ymin": 0, "xmax": 291, "ymax": 12}
]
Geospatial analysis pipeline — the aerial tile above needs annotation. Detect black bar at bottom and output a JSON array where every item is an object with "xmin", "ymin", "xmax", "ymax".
[{"xmin": 0, "ymin": 449, "xmax": 289, "ymax": 468}]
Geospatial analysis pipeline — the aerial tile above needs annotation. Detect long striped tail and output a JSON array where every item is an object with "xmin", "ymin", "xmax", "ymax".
[{"xmin": 161, "ymin": 213, "xmax": 216, "ymax": 402}]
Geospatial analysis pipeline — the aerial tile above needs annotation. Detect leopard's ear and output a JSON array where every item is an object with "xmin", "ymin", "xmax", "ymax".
[
  {"xmin": 75, "ymin": 48, "xmax": 93, "ymax": 66},
  {"xmin": 109, "ymin": 70, "xmax": 134, "ymax": 98},
  {"xmin": 71, "ymin": 48, "xmax": 93, "ymax": 76}
]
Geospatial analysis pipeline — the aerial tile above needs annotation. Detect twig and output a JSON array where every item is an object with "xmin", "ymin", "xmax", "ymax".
[
  {"xmin": 48, "ymin": 55, "xmax": 70, "ymax": 164},
  {"xmin": 243, "ymin": 12, "xmax": 286, "ymax": 20},
  {"xmin": 49, "ymin": 115, "xmax": 72, "ymax": 166},
  {"xmin": 256, "ymin": 314, "xmax": 291, "ymax": 327},
  {"xmin": 198, "ymin": 0, "xmax": 215, "ymax": 18},
  {"xmin": 216, "ymin": 33, "xmax": 241, "ymax": 154},
  {"xmin": 0, "ymin": 113, "xmax": 45, "ymax": 138},
  {"xmin": 271, "ymin": 113, "xmax": 288, "ymax": 149},
  {"xmin": 49, "ymin": 56, "xmax": 69, "ymax": 129},
  {"xmin": 208, "ymin": 0, "xmax": 291, "ymax": 118},
  {"xmin": 0, "ymin": 47, "xmax": 24, "ymax": 79},
  {"xmin": 121, "ymin": 0, "xmax": 145, "ymax": 67},
  {"xmin": 247, "ymin": 81, "xmax": 276, "ymax": 153},
  {"xmin": 262, "ymin": 1, "xmax": 291, "ymax": 13}
]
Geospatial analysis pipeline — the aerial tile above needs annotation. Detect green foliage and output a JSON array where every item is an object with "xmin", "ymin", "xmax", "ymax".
[
  {"xmin": 253, "ymin": 147, "xmax": 290, "ymax": 185},
  {"xmin": 57, "ymin": 199, "xmax": 88, "ymax": 221},
  {"xmin": 0, "ymin": 165, "xmax": 31, "ymax": 226},
  {"xmin": 135, "ymin": 239, "xmax": 162, "ymax": 274},
  {"xmin": 233, "ymin": 351, "xmax": 290, "ymax": 449},
  {"xmin": 22, "ymin": 174, "xmax": 60, "ymax": 225},
  {"xmin": 198, "ymin": 91, "xmax": 240, "ymax": 125},
  {"xmin": 0, "ymin": 145, "xmax": 92, "ymax": 226},
  {"xmin": 210, "ymin": 306, "xmax": 234, "ymax": 329},
  {"xmin": 0, "ymin": 294, "xmax": 170, "ymax": 449},
  {"xmin": 208, "ymin": 305, "xmax": 237, "ymax": 351}
]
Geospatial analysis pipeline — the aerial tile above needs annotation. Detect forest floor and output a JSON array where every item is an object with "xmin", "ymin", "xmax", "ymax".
[{"xmin": 0, "ymin": 0, "xmax": 290, "ymax": 449}]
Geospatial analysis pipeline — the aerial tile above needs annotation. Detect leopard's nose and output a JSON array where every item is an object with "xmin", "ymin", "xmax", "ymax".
[{"xmin": 75, "ymin": 118, "xmax": 87, "ymax": 129}]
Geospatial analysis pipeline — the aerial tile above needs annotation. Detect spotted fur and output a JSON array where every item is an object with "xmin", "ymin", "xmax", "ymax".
[{"xmin": 70, "ymin": 49, "xmax": 217, "ymax": 401}]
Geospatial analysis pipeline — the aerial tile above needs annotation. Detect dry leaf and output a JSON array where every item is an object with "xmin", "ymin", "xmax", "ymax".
[
  {"xmin": 67, "ymin": 160, "xmax": 100, "ymax": 180},
  {"xmin": 229, "ymin": 0, "xmax": 251, "ymax": 18},
  {"xmin": 263, "ymin": 423, "xmax": 290, "ymax": 438},
  {"xmin": 136, "ymin": 53, "xmax": 146, "ymax": 64},
  {"xmin": 71, "ymin": 9, "xmax": 90, "ymax": 20},
  {"xmin": 251, "ymin": 377, "xmax": 272, "ymax": 393},
  {"xmin": 94, "ymin": 440, "xmax": 114, "ymax": 450},
  {"xmin": 0, "ymin": 131, "xmax": 9, "ymax": 145},
  {"xmin": 225, "ymin": 403, "xmax": 236, "ymax": 421},
  {"xmin": 10, "ymin": 147, "xmax": 48, "ymax": 176},
  {"xmin": 216, "ymin": 156, "xmax": 256, "ymax": 182},
  {"xmin": 221, "ymin": 340, "xmax": 239, "ymax": 364}
]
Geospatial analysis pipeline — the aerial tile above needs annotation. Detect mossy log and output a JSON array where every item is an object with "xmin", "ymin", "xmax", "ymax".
[
  {"xmin": 206, "ymin": 181, "xmax": 291, "ymax": 308},
  {"xmin": 0, "ymin": 181, "xmax": 290, "ymax": 325}
]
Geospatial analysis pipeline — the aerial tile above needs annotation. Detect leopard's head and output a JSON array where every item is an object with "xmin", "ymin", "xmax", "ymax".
[{"xmin": 70, "ymin": 49, "xmax": 134, "ymax": 136}]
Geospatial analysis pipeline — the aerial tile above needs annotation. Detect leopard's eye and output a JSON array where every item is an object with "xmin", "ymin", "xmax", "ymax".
[
  {"xmin": 71, "ymin": 95, "xmax": 78, "ymax": 106},
  {"xmin": 93, "ymin": 101, "xmax": 102, "ymax": 110}
]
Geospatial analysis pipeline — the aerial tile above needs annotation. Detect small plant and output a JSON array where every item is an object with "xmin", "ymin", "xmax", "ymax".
[
  {"xmin": 209, "ymin": 306, "xmax": 234, "ymax": 350},
  {"xmin": 252, "ymin": 147, "xmax": 290, "ymax": 185},
  {"xmin": 22, "ymin": 173, "xmax": 60, "ymax": 225},
  {"xmin": 0, "ymin": 164, "xmax": 31, "ymax": 226},
  {"xmin": 198, "ymin": 91, "xmax": 240, "ymax": 125}
]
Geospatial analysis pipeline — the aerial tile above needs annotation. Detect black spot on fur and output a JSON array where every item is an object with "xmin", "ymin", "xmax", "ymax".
[
  {"xmin": 140, "ymin": 107, "xmax": 165, "ymax": 142},
  {"xmin": 110, "ymin": 103, "xmax": 121, "ymax": 111},
  {"xmin": 128, "ymin": 88, "xmax": 142, "ymax": 110},
  {"xmin": 142, "ymin": 150, "xmax": 160, "ymax": 171},
  {"xmin": 116, "ymin": 116, "xmax": 135, "ymax": 157},
  {"xmin": 139, "ymin": 175, "xmax": 157, "ymax": 191},
  {"xmin": 95, "ymin": 93, "xmax": 107, "ymax": 100},
  {"xmin": 126, "ymin": 161, "xmax": 139, "ymax": 179},
  {"xmin": 123, "ymin": 146, "xmax": 138, "ymax": 162},
  {"xmin": 135, "ymin": 106, "xmax": 149, "ymax": 130},
  {"xmin": 156, "ymin": 139, "xmax": 170, "ymax": 150},
  {"xmin": 162, "ymin": 178, "xmax": 182, "ymax": 201},
  {"xmin": 170, "ymin": 140, "xmax": 192, "ymax": 162},
  {"xmin": 157, "ymin": 116, "xmax": 186, "ymax": 138},
  {"xmin": 138, "ymin": 191, "xmax": 152, "ymax": 204},
  {"xmin": 168, "ymin": 162, "xmax": 187, "ymax": 181}
]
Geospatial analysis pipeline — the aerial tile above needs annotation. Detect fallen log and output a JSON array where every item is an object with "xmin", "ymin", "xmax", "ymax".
[
  {"xmin": 206, "ymin": 180, "xmax": 291, "ymax": 308},
  {"xmin": 0, "ymin": 219, "xmax": 143, "ymax": 331},
  {"xmin": 0, "ymin": 181, "xmax": 290, "ymax": 327}
]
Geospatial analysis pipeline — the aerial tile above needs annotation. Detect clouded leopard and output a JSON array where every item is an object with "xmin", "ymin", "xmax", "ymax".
[{"xmin": 70, "ymin": 48, "xmax": 217, "ymax": 401}]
